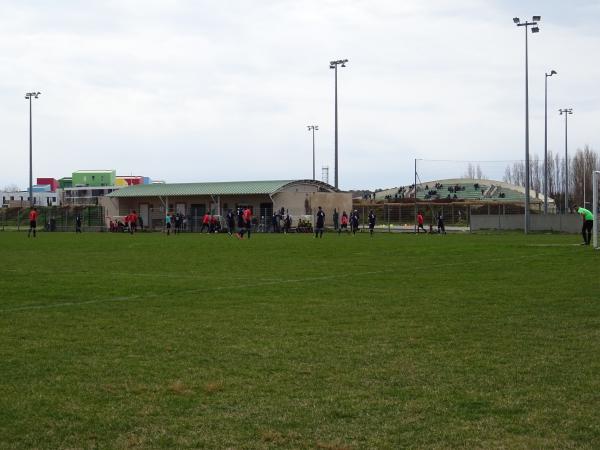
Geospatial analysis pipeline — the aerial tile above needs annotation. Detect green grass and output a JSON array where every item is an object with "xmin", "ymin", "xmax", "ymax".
[{"xmin": 0, "ymin": 231, "xmax": 599, "ymax": 449}]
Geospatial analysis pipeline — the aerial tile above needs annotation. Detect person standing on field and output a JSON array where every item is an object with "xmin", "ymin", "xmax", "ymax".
[
  {"xmin": 165, "ymin": 213, "xmax": 172, "ymax": 236},
  {"xmin": 315, "ymin": 206, "xmax": 325, "ymax": 238},
  {"xmin": 368, "ymin": 210, "xmax": 376, "ymax": 236},
  {"xmin": 28, "ymin": 207, "xmax": 38, "ymax": 238},
  {"xmin": 75, "ymin": 213, "xmax": 82, "ymax": 233},
  {"xmin": 242, "ymin": 206, "xmax": 252, "ymax": 239},
  {"xmin": 338, "ymin": 211, "xmax": 349, "ymax": 235},
  {"xmin": 333, "ymin": 208, "xmax": 339, "ymax": 231},
  {"xmin": 226, "ymin": 209, "xmax": 235, "ymax": 236},
  {"xmin": 416, "ymin": 211, "xmax": 426, "ymax": 233},
  {"xmin": 200, "ymin": 212, "xmax": 210, "ymax": 233},
  {"xmin": 129, "ymin": 210, "xmax": 138, "ymax": 234},
  {"xmin": 350, "ymin": 210, "xmax": 360, "ymax": 235},
  {"xmin": 437, "ymin": 211, "xmax": 446, "ymax": 234},
  {"xmin": 575, "ymin": 204, "xmax": 594, "ymax": 245}
]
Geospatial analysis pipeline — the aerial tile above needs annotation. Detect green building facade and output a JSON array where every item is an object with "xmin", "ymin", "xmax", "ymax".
[
  {"xmin": 72, "ymin": 170, "xmax": 116, "ymax": 187},
  {"xmin": 58, "ymin": 177, "xmax": 72, "ymax": 188}
]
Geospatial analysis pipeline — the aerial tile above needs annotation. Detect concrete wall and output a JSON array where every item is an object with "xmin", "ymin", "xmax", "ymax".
[{"xmin": 470, "ymin": 214, "xmax": 582, "ymax": 233}]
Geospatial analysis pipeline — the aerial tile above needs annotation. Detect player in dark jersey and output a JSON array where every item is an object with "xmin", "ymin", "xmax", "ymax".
[
  {"xmin": 437, "ymin": 211, "xmax": 446, "ymax": 234},
  {"xmin": 226, "ymin": 209, "xmax": 235, "ymax": 236},
  {"xmin": 350, "ymin": 210, "xmax": 360, "ymax": 235},
  {"xmin": 236, "ymin": 208, "xmax": 245, "ymax": 239},
  {"xmin": 75, "ymin": 213, "xmax": 82, "ymax": 233},
  {"xmin": 315, "ymin": 206, "xmax": 325, "ymax": 238},
  {"xmin": 368, "ymin": 210, "xmax": 376, "ymax": 237}
]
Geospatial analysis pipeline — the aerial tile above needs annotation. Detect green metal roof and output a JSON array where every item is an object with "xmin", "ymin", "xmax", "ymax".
[{"xmin": 107, "ymin": 180, "xmax": 297, "ymax": 198}]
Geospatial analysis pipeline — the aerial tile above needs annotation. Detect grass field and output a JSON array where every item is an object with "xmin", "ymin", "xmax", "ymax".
[{"xmin": 0, "ymin": 231, "xmax": 599, "ymax": 449}]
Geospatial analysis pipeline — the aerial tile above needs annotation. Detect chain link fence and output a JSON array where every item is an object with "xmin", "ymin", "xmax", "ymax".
[
  {"xmin": 349, "ymin": 201, "xmax": 541, "ymax": 233},
  {"xmin": 0, "ymin": 206, "xmax": 105, "ymax": 232}
]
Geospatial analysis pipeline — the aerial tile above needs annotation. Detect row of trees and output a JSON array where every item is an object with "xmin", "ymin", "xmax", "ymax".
[{"xmin": 503, "ymin": 145, "xmax": 599, "ymax": 211}]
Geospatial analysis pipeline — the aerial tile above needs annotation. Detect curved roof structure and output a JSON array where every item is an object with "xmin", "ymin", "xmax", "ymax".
[
  {"xmin": 375, "ymin": 178, "xmax": 554, "ymax": 203},
  {"xmin": 107, "ymin": 179, "xmax": 340, "ymax": 198}
]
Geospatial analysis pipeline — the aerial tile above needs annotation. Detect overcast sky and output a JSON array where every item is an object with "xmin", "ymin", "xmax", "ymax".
[{"xmin": 1, "ymin": 0, "xmax": 599, "ymax": 190}]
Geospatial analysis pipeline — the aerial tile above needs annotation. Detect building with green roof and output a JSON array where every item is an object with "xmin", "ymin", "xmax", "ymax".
[{"xmin": 101, "ymin": 179, "xmax": 351, "ymax": 230}]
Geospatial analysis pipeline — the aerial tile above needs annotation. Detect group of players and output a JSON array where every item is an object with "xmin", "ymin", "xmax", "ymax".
[{"xmin": 25, "ymin": 203, "xmax": 595, "ymax": 245}]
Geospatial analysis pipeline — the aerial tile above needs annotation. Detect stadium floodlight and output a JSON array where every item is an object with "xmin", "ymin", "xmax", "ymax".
[
  {"xmin": 25, "ymin": 91, "xmax": 41, "ymax": 208},
  {"xmin": 559, "ymin": 108, "xmax": 574, "ymax": 213},
  {"xmin": 329, "ymin": 58, "xmax": 349, "ymax": 189},
  {"xmin": 544, "ymin": 69, "xmax": 558, "ymax": 214},
  {"xmin": 513, "ymin": 16, "xmax": 541, "ymax": 233},
  {"xmin": 307, "ymin": 125, "xmax": 319, "ymax": 180},
  {"xmin": 532, "ymin": 15, "xmax": 541, "ymax": 22}
]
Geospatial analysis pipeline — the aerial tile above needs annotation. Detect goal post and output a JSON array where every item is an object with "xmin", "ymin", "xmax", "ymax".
[{"xmin": 594, "ymin": 171, "xmax": 599, "ymax": 249}]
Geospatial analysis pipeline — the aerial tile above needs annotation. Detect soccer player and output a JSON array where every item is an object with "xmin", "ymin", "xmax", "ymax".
[
  {"xmin": 338, "ymin": 211, "xmax": 349, "ymax": 235},
  {"xmin": 165, "ymin": 213, "xmax": 172, "ymax": 236},
  {"xmin": 350, "ymin": 210, "xmax": 360, "ymax": 235},
  {"xmin": 242, "ymin": 206, "xmax": 252, "ymax": 239},
  {"xmin": 315, "ymin": 206, "xmax": 325, "ymax": 238},
  {"xmin": 368, "ymin": 210, "xmax": 376, "ymax": 236},
  {"xmin": 27, "ymin": 207, "xmax": 38, "ymax": 238},
  {"xmin": 416, "ymin": 211, "xmax": 426, "ymax": 233},
  {"xmin": 283, "ymin": 213, "xmax": 291, "ymax": 234},
  {"xmin": 75, "ymin": 213, "xmax": 82, "ymax": 233},
  {"xmin": 129, "ymin": 210, "xmax": 138, "ymax": 234},
  {"xmin": 437, "ymin": 211, "xmax": 446, "ymax": 234},
  {"xmin": 333, "ymin": 208, "xmax": 339, "ymax": 231},
  {"xmin": 575, "ymin": 204, "xmax": 594, "ymax": 245},
  {"xmin": 236, "ymin": 208, "xmax": 245, "ymax": 238},
  {"xmin": 200, "ymin": 212, "xmax": 210, "ymax": 233},
  {"xmin": 226, "ymin": 209, "xmax": 235, "ymax": 236}
]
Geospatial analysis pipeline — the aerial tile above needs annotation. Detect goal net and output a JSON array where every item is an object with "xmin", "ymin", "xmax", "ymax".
[{"xmin": 594, "ymin": 171, "xmax": 600, "ymax": 249}]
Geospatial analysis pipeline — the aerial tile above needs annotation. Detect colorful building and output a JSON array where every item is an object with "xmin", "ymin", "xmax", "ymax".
[
  {"xmin": 37, "ymin": 178, "xmax": 59, "ymax": 192},
  {"xmin": 72, "ymin": 170, "xmax": 116, "ymax": 187},
  {"xmin": 116, "ymin": 176, "xmax": 145, "ymax": 186},
  {"xmin": 58, "ymin": 177, "xmax": 72, "ymax": 189}
]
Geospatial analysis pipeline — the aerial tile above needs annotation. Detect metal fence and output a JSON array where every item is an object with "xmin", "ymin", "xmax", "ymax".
[
  {"xmin": 349, "ymin": 201, "xmax": 544, "ymax": 233},
  {"xmin": 0, "ymin": 206, "xmax": 105, "ymax": 232}
]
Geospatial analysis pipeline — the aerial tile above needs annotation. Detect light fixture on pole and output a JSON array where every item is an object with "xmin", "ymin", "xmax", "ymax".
[
  {"xmin": 513, "ymin": 16, "xmax": 540, "ymax": 233},
  {"xmin": 329, "ymin": 59, "xmax": 348, "ymax": 189},
  {"xmin": 559, "ymin": 108, "xmax": 573, "ymax": 213},
  {"xmin": 25, "ymin": 91, "xmax": 41, "ymax": 208},
  {"xmin": 544, "ymin": 69, "xmax": 557, "ymax": 214},
  {"xmin": 307, "ymin": 125, "xmax": 319, "ymax": 180}
]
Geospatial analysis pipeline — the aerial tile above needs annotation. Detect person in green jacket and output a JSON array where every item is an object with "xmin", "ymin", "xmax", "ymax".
[{"xmin": 575, "ymin": 205, "xmax": 594, "ymax": 245}]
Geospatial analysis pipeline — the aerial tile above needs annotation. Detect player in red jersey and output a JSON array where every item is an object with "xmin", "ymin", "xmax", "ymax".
[{"xmin": 28, "ymin": 207, "xmax": 38, "ymax": 238}]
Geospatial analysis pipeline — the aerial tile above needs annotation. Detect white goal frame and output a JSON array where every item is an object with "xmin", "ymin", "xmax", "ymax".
[{"xmin": 594, "ymin": 171, "xmax": 599, "ymax": 249}]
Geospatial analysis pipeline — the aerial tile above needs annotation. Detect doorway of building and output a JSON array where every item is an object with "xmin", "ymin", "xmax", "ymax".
[{"xmin": 139, "ymin": 204, "xmax": 149, "ymax": 230}]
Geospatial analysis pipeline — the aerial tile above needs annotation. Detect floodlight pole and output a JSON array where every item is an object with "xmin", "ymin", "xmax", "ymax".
[
  {"xmin": 559, "ymin": 108, "xmax": 573, "ymax": 213},
  {"xmin": 544, "ymin": 70, "xmax": 556, "ymax": 214},
  {"xmin": 514, "ymin": 16, "xmax": 540, "ymax": 233},
  {"xmin": 307, "ymin": 125, "xmax": 318, "ymax": 180},
  {"xmin": 25, "ymin": 92, "xmax": 41, "ymax": 208},
  {"xmin": 330, "ymin": 59, "xmax": 348, "ymax": 189},
  {"xmin": 414, "ymin": 158, "xmax": 418, "ymax": 234}
]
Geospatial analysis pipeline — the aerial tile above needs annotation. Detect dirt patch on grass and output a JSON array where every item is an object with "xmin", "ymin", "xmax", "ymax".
[
  {"xmin": 316, "ymin": 441, "xmax": 353, "ymax": 450},
  {"xmin": 168, "ymin": 380, "xmax": 194, "ymax": 395},
  {"xmin": 203, "ymin": 380, "xmax": 224, "ymax": 394}
]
